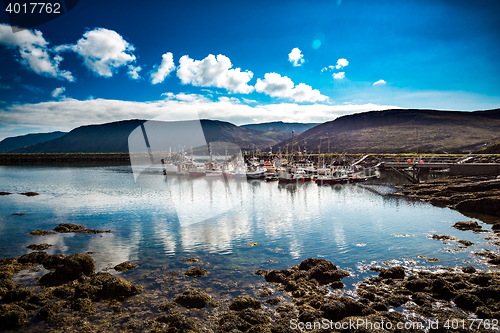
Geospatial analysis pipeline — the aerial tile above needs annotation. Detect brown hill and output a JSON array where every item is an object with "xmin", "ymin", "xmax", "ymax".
[{"xmin": 273, "ymin": 109, "xmax": 500, "ymax": 153}]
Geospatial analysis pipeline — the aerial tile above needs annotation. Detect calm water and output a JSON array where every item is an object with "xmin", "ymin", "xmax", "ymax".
[{"xmin": 0, "ymin": 165, "xmax": 498, "ymax": 290}]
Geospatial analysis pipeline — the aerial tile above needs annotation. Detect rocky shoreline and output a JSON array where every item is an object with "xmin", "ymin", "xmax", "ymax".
[
  {"xmin": 394, "ymin": 176, "xmax": 500, "ymax": 219},
  {"xmin": 1, "ymin": 226, "xmax": 499, "ymax": 332}
]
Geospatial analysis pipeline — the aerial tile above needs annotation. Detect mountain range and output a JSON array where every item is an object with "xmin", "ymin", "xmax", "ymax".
[
  {"xmin": 272, "ymin": 109, "xmax": 500, "ymax": 153},
  {"xmin": 240, "ymin": 121, "xmax": 319, "ymax": 133},
  {"xmin": 2, "ymin": 109, "xmax": 500, "ymax": 154}
]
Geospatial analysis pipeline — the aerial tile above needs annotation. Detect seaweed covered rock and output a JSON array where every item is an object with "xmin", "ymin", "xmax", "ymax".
[
  {"xmin": 184, "ymin": 267, "xmax": 208, "ymax": 277},
  {"xmin": 379, "ymin": 266, "xmax": 405, "ymax": 279},
  {"xmin": 40, "ymin": 253, "xmax": 94, "ymax": 285},
  {"xmin": 114, "ymin": 261, "xmax": 138, "ymax": 272},
  {"xmin": 2, "ymin": 287, "xmax": 33, "ymax": 303},
  {"xmin": 26, "ymin": 243, "xmax": 52, "ymax": 251},
  {"xmin": 299, "ymin": 258, "xmax": 336, "ymax": 271},
  {"xmin": 0, "ymin": 304, "xmax": 27, "ymax": 330},
  {"xmin": 155, "ymin": 313, "xmax": 200, "ymax": 332},
  {"xmin": 229, "ymin": 296, "xmax": 262, "ymax": 311},
  {"xmin": 90, "ymin": 272, "xmax": 141, "ymax": 300},
  {"xmin": 53, "ymin": 223, "xmax": 112, "ymax": 234},
  {"xmin": 36, "ymin": 301, "xmax": 63, "ymax": 322},
  {"xmin": 452, "ymin": 221, "xmax": 482, "ymax": 231},
  {"xmin": 175, "ymin": 289, "xmax": 210, "ymax": 309},
  {"xmin": 18, "ymin": 251, "xmax": 49, "ymax": 264},
  {"xmin": 42, "ymin": 254, "xmax": 66, "ymax": 269}
]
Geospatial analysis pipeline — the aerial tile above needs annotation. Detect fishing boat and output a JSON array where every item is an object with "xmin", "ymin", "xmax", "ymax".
[
  {"xmin": 188, "ymin": 162, "xmax": 206, "ymax": 177},
  {"xmin": 262, "ymin": 161, "xmax": 276, "ymax": 172}
]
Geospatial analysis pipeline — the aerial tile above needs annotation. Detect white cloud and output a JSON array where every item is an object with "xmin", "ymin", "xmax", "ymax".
[
  {"xmin": 0, "ymin": 94, "xmax": 400, "ymax": 135},
  {"xmin": 373, "ymin": 79, "xmax": 387, "ymax": 86},
  {"xmin": 288, "ymin": 47, "xmax": 304, "ymax": 67},
  {"xmin": 255, "ymin": 73, "xmax": 328, "ymax": 103},
  {"xmin": 151, "ymin": 52, "xmax": 175, "ymax": 84},
  {"xmin": 177, "ymin": 54, "xmax": 254, "ymax": 94},
  {"xmin": 0, "ymin": 24, "xmax": 74, "ymax": 81},
  {"xmin": 56, "ymin": 28, "xmax": 137, "ymax": 78},
  {"xmin": 336, "ymin": 58, "xmax": 349, "ymax": 69},
  {"xmin": 321, "ymin": 65, "xmax": 335, "ymax": 73},
  {"xmin": 50, "ymin": 86, "xmax": 65, "ymax": 98},
  {"xmin": 333, "ymin": 72, "xmax": 345, "ymax": 80},
  {"xmin": 127, "ymin": 65, "xmax": 142, "ymax": 80}
]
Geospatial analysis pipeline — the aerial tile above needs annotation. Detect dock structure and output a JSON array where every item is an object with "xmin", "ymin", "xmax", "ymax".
[{"xmin": 381, "ymin": 156, "xmax": 500, "ymax": 183}]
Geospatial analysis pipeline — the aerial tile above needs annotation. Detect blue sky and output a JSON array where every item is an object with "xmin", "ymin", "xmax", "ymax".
[{"xmin": 0, "ymin": 0, "xmax": 499, "ymax": 139}]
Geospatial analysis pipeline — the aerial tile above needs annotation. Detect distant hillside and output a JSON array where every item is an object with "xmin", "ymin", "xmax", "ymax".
[
  {"xmin": 0, "ymin": 131, "xmax": 66, "ymax": 152},
  {"xmin": 273, "ymin": 109, "xmax": 500, "ymax": 153},
  {"xmin": 9, "ymin": 119, "xmax": 291, "ymax": 153},
  {"xmin": 240, "ymin": 121, "xmax": 320, "ymax": 134}
]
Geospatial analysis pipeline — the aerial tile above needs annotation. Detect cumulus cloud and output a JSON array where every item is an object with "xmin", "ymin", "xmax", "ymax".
[
  {"xmin": 151, "ymin": 52, "xmax": 175, "ymax": 84},
  {"xmin": 56, "ymin": 28, "xmax": 137, "ymax": 78},
  {"xmin": 288, "ymin": 47, "xmax": 304, "ymax": 67},
  {"xmin": 177, "ymin": 54, "xmax": 254, "ymax": 94},
  {"xmin": 255, "ymin": 73, "xmax": 328, "ymax": 103},
  {"xmin": 127, "ymin": 65, "xmax": 142, "ymax": 80},
  {"xmin": 373, "ymin": 79, "xmax": 386, "ymax": 86},
  {"xmin": 335, "ymin": 58, "xmax": 349, "ymax": 69},
  {"xmin": 333, "ymin": 72, "xmax": 345, "ymax": 80},
  {"xmin": 50, "ymin": 86, "xmax": 65, "ymax": 98},
  {"xmin": 0, "ymin": 94, "xmax": 400, "ymax": 134},
  {"xmin": 321, "ymin": 65, "xmax": 335, "ymax": 73},
  {"xmin": 0, "ymin": 24, "xmax": 74, "ymax": 81}
]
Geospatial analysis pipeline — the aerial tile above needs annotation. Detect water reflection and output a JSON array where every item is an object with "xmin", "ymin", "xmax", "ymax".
[{"xmin": 0, "ymin": 166, "xmax": 498, "ymax": 275}]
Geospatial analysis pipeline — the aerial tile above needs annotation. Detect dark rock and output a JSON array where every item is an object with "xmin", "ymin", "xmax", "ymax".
[
  {"xmin": 19, "ymin": 192, "xmax": 39, "ymax": 196},
  {"xmin": 74, "ymin": 283, "xmax": 100, "ymax": 300},
  {"xmin": 412, "ymin": 292, "xmax": 433, "ymax": 306},
  {"xmin": 474, "ymin": 286, "xmax": 500, "ymax": 301},
  {"xmin": 431, "ymin": 278, "xmax": 456, "ymax": 299},
  {"xmin": 264, "ymin": 270, "xmax": 287, "ymax": 283},
  {"xmin": 265, "ymin": 298, "xmax": 280, "ymax": 305},
  {"xmin": 53, "ymin": 223, "xmax": 112, "ymax": 234},
  {"xmin": 42, "ymin": 254, "xmax": 65, "ymax": 269},
  {"xmin": 36, "ymin": 301, "xmax": 63, "ymax": 322},
  {"xmin": 454, "ymin": 293, "xmax": 483, "ymax": 311},
  {"xmin": 238, "ymin": 308, "xmax": 270, "ymax": 326},
  {"xmin": 184, "ymin": 267, "xmax": 208, "ymax": 277},
  {"xmin": 462, "ymin": 266, "xmax": 477, "ymax": 274},
  {"xmin": 247, "ymin": 324, "xmax": 271, "ymax": 333},
  {"xmin": 91, "ymin": 272, "xmax": 141, "ymax": 299},
  {"xmin": 309, "ymin": 266, "xmax": 349, "ymax": 284},
  {"xmin": 405, "ymin": 278, "xmax": 431, "ymax": 292},
  {"xmin": 452, "ymin": 221, "xmax": 482, "ymax": 231},
  {"xmin": 218, "ymin": 311, "xmax": 251, "ymax": 332},
  {"xmin": 155, "ymin": 313, "xmax": 199, "ymax": 331},
  {"xmin": 253, "ymin": 269, "xmax": 267, "ymax": 276},
  {"xmin": 113, "ymin": 261, "xmax": 138, "ymax": 272},
  {"xmin": 26, "ymin": 243, "xmax": 52, "ymax": 251},
  {"xmin": 321, "ymin": 297, "xmax": 364, "ymax": 321},
  {"xmin": 175, "ymin": 289, "xmax": 210, "ymax": 309},
  {"xmin": 457, "ymin": 240, "xmax": 474, "ymax": 246},
  {"xmin": 0, "ymin": 191, "xmax": 12, "ymax": 195},
  {"xmin": 2, "ymin": 288, "xmax": 33, "ymax": 303},
  {"xmin": 70, "ymin": 298, "xmax": 93, "ymax": 314},
  {"xmin": 371, "ymin": 302, "xmax": 388, "ymax": 311},
  {"xmin": 330, "ymin": 281, "xmax": 344, "ymax": 289},
  {"xmin": 492, "ymin": 223, "xmax": 500, "ymax": 232},
  {"xmin": 0, "ymin": 304, "xmax": 27, "ymax": 330},
  {"xmin": 29, "ymin": 230, "xmax": 56, "ymax": 236},
  {"xmin": 299, "ymin": 258, "xmax": 336, "ymax": 271},
  {"xmin": 158, "ymin": 301, "xmax": 175, "ymax": 312},
  {"xmin": 470, "ymin": 273, "xmax": 492, "ymax": 287},
  {"xmin": 229, "ymin": 296, "xmax": 262, "ymax": 311},
  {"xmin": 431, "ymin": 234, "xmax": 457, "ymax": 241},
  {"xmin": 52, "ymin": 286, "xmax": 74, "ymax": 298},
  {"xmin": 40, "ymin": 253, "xmax": 94, "ymax": 285},
  {"xmin": 455, "ymin": 197, "xmax": 500, "ymax": 217},
  {"xmin": 379, "ymin": 266, "xmax": 405, "ymax": 279},
  {"xmin": 387, "ymin": 294, "xmax": 409, "ymax": 306},
  {"xmin": 18, "ymin": 251, "xmax": 49, "ymax": 264},
  {"xmin": 0, "ymin": 279, "xmax": 17, "ymax": 296}
]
